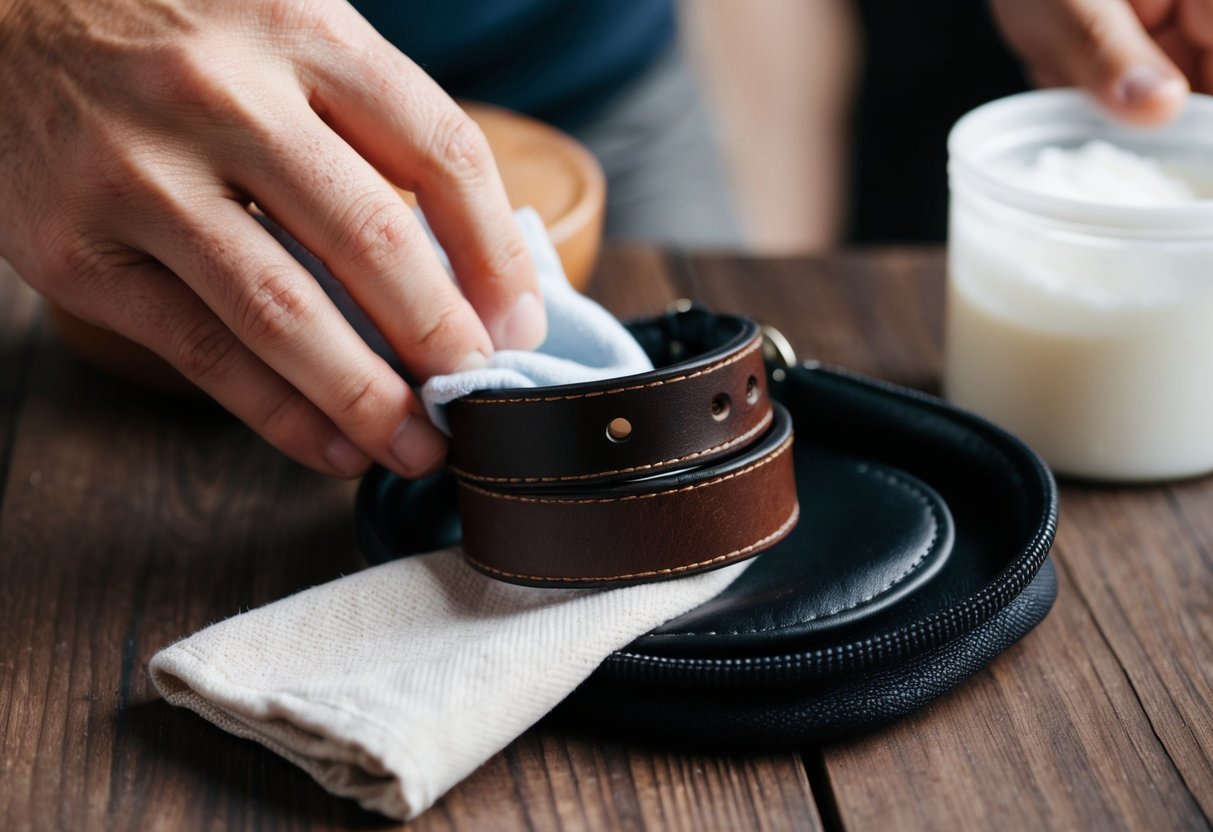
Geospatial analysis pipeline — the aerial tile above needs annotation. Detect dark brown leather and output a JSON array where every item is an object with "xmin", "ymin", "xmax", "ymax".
[
  {"xmin": 446, "ymin": 317, "xmax": 772, "ymax": 484},
  {"xmin": 448, "ymin": 311, "xmax": 800, "ymax": 588}
]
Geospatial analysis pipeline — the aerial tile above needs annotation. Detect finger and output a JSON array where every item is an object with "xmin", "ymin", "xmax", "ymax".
[
  {"xmin": 303, "ymin": 26, "xmax": 546, "ymax": 352},
  {"xmin": 49, "ymin": 259, "xmax": 372, "ymax": 478},
  {"xmin": 129, "ymin": 199, "xmax": 448, "ymax": 479},
  {"xmin": 994, "ymin": 0, "xmax": 1189, "ymax": 124},
  {"xmin": 228, "ymin": 108, "xmax": 499, "ymax": 382}
]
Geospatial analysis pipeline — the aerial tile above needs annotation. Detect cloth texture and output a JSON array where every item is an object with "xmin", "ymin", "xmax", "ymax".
[
  {"xmin": 352, "ymin": 0, "xmax": 675, "ymax": 130},
  {"xmin": 419, "ymin": 208, "xmax": 655, "ymax": 430},
  {"xmin": 259, "ymin": 207, "xmax": 655, "ymax": 431},
  {"xmin": 150, "ymin": 208, "xmax": 745, "ymax": 820}
]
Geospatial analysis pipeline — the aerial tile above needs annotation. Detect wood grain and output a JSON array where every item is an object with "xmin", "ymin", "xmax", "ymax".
[
  {"xmin": 1057, "ymin": 483, "xmax": 1213, "ymax": 819},
  {"xmin": 818, "ymin": 558, "xmax": 1208, "ymax": 831},
  {"xmin": 427, "ymin": 732, "xmax": 820, "ymax": 832},
  {"xmin": 3, "ymin": 249, "xmax": 1212, "ymax": 830},
  {"xmin": 0, "ymin": 254, "xmax": 818, "ymax": 830},
  {"xmin": 672, "ymin": 250, "xmax": 946, "ymax": 390},
  {"xmin": 587, "ymin": 246, "xmax": 682, "ymax": 319},
  {"xmin": 0, "ymin": 324, "xmax": 367, "ymax": 830},
  {"xmin": 675, "ymin": 249, "xmax": 1211, "ymax": 832}
]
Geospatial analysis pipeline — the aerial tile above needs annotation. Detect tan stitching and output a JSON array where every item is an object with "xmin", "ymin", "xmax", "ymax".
[
  {"xmin": 450, "ymin": 408, "xmax": 774, "ymax": 484},
  {"xmin": 456, "ymin": 335, "xmax": 762, "ymax": 405},
  {"xmin": 465, "ymin": 502, "xmax": 800, "ymax": 584},
  {"xmin": 459, "ymin": 435, "xmax": 793, "ymax": 505}
]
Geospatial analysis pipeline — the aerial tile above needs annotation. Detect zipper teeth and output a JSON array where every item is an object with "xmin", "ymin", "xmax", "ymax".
[{"xmin": 599, "ymin": 366, "xmax": 1061, "ymax": 687}]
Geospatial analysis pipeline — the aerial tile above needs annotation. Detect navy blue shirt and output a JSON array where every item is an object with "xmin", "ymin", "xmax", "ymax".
[{"xmin": 351, "ymin": 0, "xmax": 674, "ymax": 128}]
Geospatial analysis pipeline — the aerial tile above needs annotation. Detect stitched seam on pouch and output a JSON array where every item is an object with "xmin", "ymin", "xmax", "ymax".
[
  {"xmin": 651, "ymin": 464, "xmax": 943, "ymax": 638},
  {"xmin": 455, "ymin": 336, "xmax": 762, "ymax": 404},
  {"xmin": 464, "ymin": 503, "xmax": 800, "ymax": 584},
  {"xmin": 450, "ymin": 409, "xmax": 774, "ymax": 484},
  {"xmin": 459, "ymin": 435, "xmax": 792, "ymax": 505}
]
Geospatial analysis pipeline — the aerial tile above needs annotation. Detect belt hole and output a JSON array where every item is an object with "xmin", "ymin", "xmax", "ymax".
[
  {"xmin": 711, "ymin": 393, "xmax": 731, "ymax": 421},
  {"xmin": 746, "ymin": 375, "xmax": 760, "ymax": 405},
  {"xmin": 606, "ymin": 417, "xmax": 633, "ymax": 443}
]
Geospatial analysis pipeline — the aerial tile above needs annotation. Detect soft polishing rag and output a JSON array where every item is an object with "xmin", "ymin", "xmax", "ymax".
[{"xmin": 149, "ymin": 209, "xmax": 748, "ymax": 820}]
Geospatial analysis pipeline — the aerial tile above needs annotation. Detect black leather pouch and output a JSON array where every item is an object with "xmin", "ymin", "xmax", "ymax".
[{"xmin": 357, "ymin": 341, "xmax": 1058, "ymax": 746}]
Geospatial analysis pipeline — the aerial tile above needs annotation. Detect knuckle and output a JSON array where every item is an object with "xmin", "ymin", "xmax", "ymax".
[
  {"xmin": 146, "ymin": 42, "xmax": 228, "ymax": 109},
  {"xmin": 427, "ymin": 111, "xmax": 492, "ymax": 184},
  {"xmin": 142, "ymin": 39, "xmax": 267, "ymax": 128},
  {"xmin": 77, "ymin": 134, "xmax": 190, "ymax": 220},
  {"xmin": 256, "ymin": 389, "xmax": 314, "ymax": 449},
  {"xmin": 412, "ymin": 299, "xmax": 468, "ymax": 354},
  {"xmin": 479, "ymin": 233, "xmax": 532, "ymax": 284},
  {"xmin": 173, "ymin": 317, "xmax": 242, "ymax": 382},
  {"xmin": 236, "ymin": 268, "xmax": 316, "ymax": 346},
  {"xmin": 336, "ymin": 196, "xmax": 417, "ymax": 273},
  {"xmin": 41, "ymin": 235, "xmax": 130, "ymax": 297},
  {"xmin": 262, "ymin": 0, "xmax": 306, "ymax": 31},
  {"xmin": 261, "ymin": 0, "xmax": 344, "ymax": 45},
  {"xmin": 332, "ymin": 370, "xmax": 395, "ymax": 425},
  {"xmin": 48, "ymin": 237, "xmax": 104, "ymax": 283}
]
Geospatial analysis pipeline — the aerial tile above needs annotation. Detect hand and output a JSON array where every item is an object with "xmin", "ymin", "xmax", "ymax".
[
  {"xmin": 0, "ymin": 0, "xmax": 547, "ymax": 479},
  {"xmin": 989, "ymin": 0, "xmax": 1213, "ymax": 124}
]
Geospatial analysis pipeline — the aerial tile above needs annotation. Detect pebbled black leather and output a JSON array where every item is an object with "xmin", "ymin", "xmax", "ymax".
[
  {"xmin": 638, "ymin": 445, "xmax": 956, "ymax": 655},
  {"xmin": 355, "ymin": 320, "xmax": 1059, "ymax": 745},
  {"xmin": 554, "ymin": 561, "xmax": 1057, "ymax": 747},
  {"xmin": 555, "ymin": 359, "xmax": 1058, "ymax": 743}
]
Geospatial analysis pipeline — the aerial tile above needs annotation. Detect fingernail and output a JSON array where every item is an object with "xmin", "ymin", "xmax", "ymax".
[
  {"xmin": 324, "ymin": 434, "xmax": 370, "ymax": 477},
  {"xmin": 455, "ymin": 350, "xmax": 491, "ymax": 373},
  {"xmin": 492, "ymin": 292, "xmax": 547, "ymax": 351},
  {"xmin": 1117, "ymin": 66, "xmax": 1186, "ymax": 106},
  {"xmin": 390, "ymin": 413, "xmax": 447, "ymax": 477}
]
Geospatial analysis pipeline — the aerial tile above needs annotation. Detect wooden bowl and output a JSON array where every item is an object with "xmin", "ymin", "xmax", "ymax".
[{"xmin": 49, "ymin": 102, "xmax": 606, "ymax": 393}]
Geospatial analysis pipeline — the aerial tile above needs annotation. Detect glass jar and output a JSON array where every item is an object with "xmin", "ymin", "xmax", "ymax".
[{"xmin": 945, "ymin": 90, "xmax": 1213, "ymax": 481}]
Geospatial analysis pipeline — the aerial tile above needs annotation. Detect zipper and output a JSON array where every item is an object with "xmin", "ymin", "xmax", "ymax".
[{"xmin": 597, "ymin": 363, "xmax": 1060, "ymax": 687}]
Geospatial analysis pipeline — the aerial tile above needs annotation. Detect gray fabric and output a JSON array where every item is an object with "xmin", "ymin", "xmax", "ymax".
[{"xmin": 571, "ymin": 48, "xmax": 745, "ymax": 248}]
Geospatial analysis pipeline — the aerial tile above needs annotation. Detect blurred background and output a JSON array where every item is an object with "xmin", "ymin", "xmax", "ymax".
[{"xmin": 679, "ymin": 0, "xmax": 1029, "ymax": 252}]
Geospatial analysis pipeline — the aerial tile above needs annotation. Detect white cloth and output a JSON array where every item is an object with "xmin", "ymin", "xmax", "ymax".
[
  {"xmin": 420, "ymin": 207, "xmax": 654, "ymax": 431},
  {"xmin": 150, "ymin": 208, "xmax": 746, "ymax": 820},
  {"xmin": 151, "ymin": 555, "xmax": 746, "ymax": 819},
  {"xmin": 259, "ymin": 207, "xmax": 654, "ymax": 431}
]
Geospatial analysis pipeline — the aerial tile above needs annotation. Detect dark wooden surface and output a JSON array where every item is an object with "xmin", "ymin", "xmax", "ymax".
[{"xmin": 1, "ymin": 248, "xmax": 1210, "ymax": 831}]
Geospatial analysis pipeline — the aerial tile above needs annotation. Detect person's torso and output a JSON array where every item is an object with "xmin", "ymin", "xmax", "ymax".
[{"xmin": 351, "ymin": 0, "xmax": 674, "ymax": 128}]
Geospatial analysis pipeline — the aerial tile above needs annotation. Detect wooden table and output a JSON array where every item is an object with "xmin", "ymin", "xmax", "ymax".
[{"xmin": 1, "ymin": 248, "xmax": 1211, "ymax": 831}]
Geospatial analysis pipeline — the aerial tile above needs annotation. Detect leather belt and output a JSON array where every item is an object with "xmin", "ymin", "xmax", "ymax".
[{"xmin": 446, "ymin": 308, "xmax": 800, "ymax": 588}]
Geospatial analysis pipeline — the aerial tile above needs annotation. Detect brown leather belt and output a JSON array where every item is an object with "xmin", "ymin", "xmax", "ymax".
[{"xmin": 446, "ymin": 309, "xmax": 800, "ymax": 588}]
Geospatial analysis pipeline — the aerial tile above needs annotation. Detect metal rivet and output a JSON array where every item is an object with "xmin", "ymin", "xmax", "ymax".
[{"xmin": 606, "ymin": 417, "xmax": 633, "ymax": 443}]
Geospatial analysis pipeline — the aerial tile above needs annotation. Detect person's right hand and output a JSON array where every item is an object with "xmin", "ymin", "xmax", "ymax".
[{"xmin": 0, "ymin": 0, "xmax": 547, "ymax": 479}]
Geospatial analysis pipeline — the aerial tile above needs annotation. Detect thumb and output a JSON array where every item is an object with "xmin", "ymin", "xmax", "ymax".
[{"xmin": 993, "ymin": 0, "xmax": 1189, "ymax": 125}]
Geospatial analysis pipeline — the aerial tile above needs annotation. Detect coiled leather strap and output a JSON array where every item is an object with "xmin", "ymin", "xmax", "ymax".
[{"xmin": 447, "ymin": 309, "xmax": 800, "ymax": 587}]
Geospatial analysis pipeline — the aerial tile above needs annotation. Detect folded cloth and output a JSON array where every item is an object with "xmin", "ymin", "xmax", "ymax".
[
  {"xmin": 150, "ymin": 208, "xmax": 748, "ymax": 820},
  {"xmin": 259, "ymin": 206, "xmax": 654, "ymax": 431}
]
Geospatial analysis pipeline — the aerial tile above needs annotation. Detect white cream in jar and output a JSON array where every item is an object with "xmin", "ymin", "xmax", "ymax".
[{"xmin": 945, "ymin": 91, "xmax": 1213, "ymax": 481}]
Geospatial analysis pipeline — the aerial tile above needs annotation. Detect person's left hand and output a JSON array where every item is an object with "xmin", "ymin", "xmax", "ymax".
[{"xmin": 989, "ymin": 0, "xmax": 1213, "ymax": 124}]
